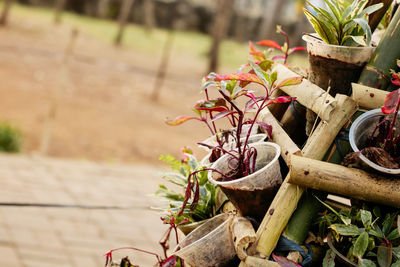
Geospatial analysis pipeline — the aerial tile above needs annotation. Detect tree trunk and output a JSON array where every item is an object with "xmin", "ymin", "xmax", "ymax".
[
  {"xmin": 0, "ymin": 0, "xmax": 13, "ymax": 26},
  {"xmin": 114, "ymin": 0, "xmax": 135, "ymax": 46},
  {"xmin": 143, "ymin": 0, "xmax": 155, "ymax": 32},
  {"xmin": 54, "ymin": 0, "xmax": 67, "ymax": 25},
  {"xmin": 257, "ymin": 0, "xmax": 286, "ymax": 40},
  {"xmin": 207, "ymin": 0, "xmax": 234, "ymax": 73},
  {"xmin": 367, "ymin": 0, "xmax": 393, "ymax": 33},
  {"xmin": 97, "ymin": 0, "xmax": 111, "ymax": 19},
  {"xmin": 150, "ymin": 30, "xmax": 174, "ymax": 101},
  {"xmin": 358, "ymin": 7, "xmax": 400, "ymax": 89}
]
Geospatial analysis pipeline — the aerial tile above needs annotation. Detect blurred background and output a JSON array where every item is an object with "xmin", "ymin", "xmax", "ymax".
[
  {"xmin": 0, "ymin": 0, "xmax": 311, "ymax": 164},
  {"xmin": 0, "ymin": 0, "xmax": 311, "ymax": 266}
]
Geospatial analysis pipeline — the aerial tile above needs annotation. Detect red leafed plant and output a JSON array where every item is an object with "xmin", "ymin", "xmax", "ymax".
[
  {"xmin": 362, "ymin": 64, "xmax": 400, "ymax": 168},
  {"xmin": 166, "ymin": 38, "xmax": 302, "ymax": 215},
  {"xmin": 255, "ymin": 25, "xmax": 305, "ymax": 64}
]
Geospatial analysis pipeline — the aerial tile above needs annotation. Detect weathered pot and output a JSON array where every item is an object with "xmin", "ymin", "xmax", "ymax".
[
  {"xmin": 349, "ymin": 108, "xmax": 400, "ymax": 175},
  {"xmin": 303, "ymin": 34, "xmax": 375, "ymax": 96},
  {"xmin": 327, "ymin": 233, "xmax": 357, "ymax": 267},
  {"xmin": 173, "ymin": 213, "xmax": 237, "ymax": 267},
  {"xmin": 208, "ymin": 142, "xmax": 282, "ymax": 222}
]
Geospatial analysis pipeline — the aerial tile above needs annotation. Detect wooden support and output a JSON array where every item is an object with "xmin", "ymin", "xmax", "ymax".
[
  {"xmin": 273, "ymin": 64, "xmax": 336, "ymax": 122},
  {"xmin": 249, "ymin": 94, "xmax": 357, "ymax": 258},
  {"xmin": 288, "ymin": 155, "xmax": 400, "ymax": 208},
  {"xmin": 351, "ymin": 83, "xmax": 388, "ymax": 110},
  {"xmin": 232, "ymin": 216, "xmax": 257, "ymax": 261},
  {"xmin": 259, "ymin": 108, "xmax": 301, "ymax": 164}
]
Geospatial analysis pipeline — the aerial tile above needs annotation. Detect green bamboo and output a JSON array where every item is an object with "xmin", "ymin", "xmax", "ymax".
[
  {"xmin": 358, "ymin": 7, "xmax": 400, "ymax": 89},
  {"xmin": 283, "ymin": 191, "xmax": 324, "ymax": 244},
  {"xmin": 367, "ymin": 0, "xmax": 393, "ymax": 32}
]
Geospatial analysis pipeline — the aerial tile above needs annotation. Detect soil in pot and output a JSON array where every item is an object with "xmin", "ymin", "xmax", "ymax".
[
  {"xmin": 208, "ymin": 142, "xmax": 282, "ymax": 224},
  {"xmin": 303, "ymin": 34, "xmax": 375, "ymax": 96}
]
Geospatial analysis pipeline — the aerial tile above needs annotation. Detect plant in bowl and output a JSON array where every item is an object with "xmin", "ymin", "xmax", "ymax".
[
  {"xmin": 166, "ymin": 45, "xmax": 302, "ymax": 222},
  {"xmin": 314, "ymin": 199, "xmax": 400, "ymax": 267},
  {"xmin": 346, "ymin": 66, "xmax": 400, "ymax": 174},
  {"xmin": 153, "ymin": 149, "xmax": 218, "ymax": 235},
  {"xmin": 302, "ymin": 0, "xmax": 383, "ymax": 95}
]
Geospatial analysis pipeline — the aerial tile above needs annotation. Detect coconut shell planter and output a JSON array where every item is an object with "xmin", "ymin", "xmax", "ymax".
[{"xmin": 106, "ymin": 1, "xmax": 400, "ymax": 266}]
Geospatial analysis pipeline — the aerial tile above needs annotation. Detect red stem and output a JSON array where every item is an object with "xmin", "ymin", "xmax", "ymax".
[{"xmin": 385, "ymin": 100, "xmax": 400, "ymax": 151}]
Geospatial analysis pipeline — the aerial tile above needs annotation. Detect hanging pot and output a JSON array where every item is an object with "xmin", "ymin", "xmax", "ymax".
[
  {"xmin": 208, "ymin": 142, "xmax": 282, "ymax": 222},
  {"xmin": 349, "ymin": 108, "xmax": 400, "ymax": 175},
  {"xmin": 173, "ymin": 213, "xmax": 237, "ymax": 267},
  {"xmin": 302, "ymin": 34, "xmax": 375, "ymax": 96}
]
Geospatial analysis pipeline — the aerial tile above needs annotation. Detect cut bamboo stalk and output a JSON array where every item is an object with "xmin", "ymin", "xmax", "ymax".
[
  {"xmin": 288, "ymin": 155, "xmax": 400, "ymax": 208},
  {"xmin": 259, "ymin": 108, "xmax": 301, "ymax": 164},
  {"xmin": 351, "ymin": 83, "xmax": 387, "ymax": 109},
  {"xmin": 239, "ymin": 256, "xmax": 280, "ymax": 267},
  {"xmin": 232, "ymin": 216, "xmax": 257, "ymax": 261},
  {"xmin": 250, "ymin": 94, "xmax": 357, "ymax": 257},
  {"xmin": 273, "ymin": 64, "xmax": 336, "ymax": 122}
]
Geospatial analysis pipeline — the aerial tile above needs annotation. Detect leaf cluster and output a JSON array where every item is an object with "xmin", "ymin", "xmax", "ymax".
[
  {"xmin": 155, "ymin": 152, "xmax": 216, "ymax": 223},
  {"xmin": 315, "ymin": 200, "xmax": 400, "ymax": 267},
  {"xmin": 304, "ymin": 0, "xmax": 383, "ymax": 46}
]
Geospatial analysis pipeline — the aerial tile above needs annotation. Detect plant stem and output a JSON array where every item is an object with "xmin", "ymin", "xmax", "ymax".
[{"xmin": 384, "ymin": 100, "xmax": 400, "ymax": 151}]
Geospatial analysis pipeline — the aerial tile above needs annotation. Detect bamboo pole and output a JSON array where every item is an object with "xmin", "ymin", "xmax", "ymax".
[
  {"xmin": 232, "ymin": 216, "xmax": 257, "ymax": 261},
  {"xmin": 288, "ymin": 155, "xmax": 400, "ymax": 208},
  {"xmin": 358, "ymin": 7, "xmax": 400, "ymax": 89},
  {"xmin": 352, "ymin": 83, "xmax": 387, "ymax": 109},
  {"xmin": 273, "ymin": 64, "xmax": 337, "ymax": 122},
  {"xmin": 249, "ymin": 94, "xmax": 357, "ymax": 258},
  {"xmin": 54, "ymin": 0, "xmax": 66, "ymax": 25},
  {"xmin": 259, "ymin": 108, "xmax": 301, "ymax": 164}
]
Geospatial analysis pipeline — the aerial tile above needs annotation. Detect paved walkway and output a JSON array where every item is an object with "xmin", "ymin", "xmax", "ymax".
[{"xmin": 0, "ymin": 154, "xmax": 169, "ymax": 266}]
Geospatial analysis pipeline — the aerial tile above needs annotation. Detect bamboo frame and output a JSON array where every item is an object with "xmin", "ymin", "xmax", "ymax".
[
  {"xmin": 288, "ymin": 155, "xmax": 400, "ymax": 208},
  {"xmin": 273, "ymin": 64, "xmax": 337, "ymax": 122},
  {"xmin": 249, "ymin": 94, "xmax": 357, "ymax": 258},
  {"xmin": 259, "ymin": 108, "xmax": 301, "ymax": 164},
  {"xmin": 351, "ymin": 83, "xmax": 388, "ymax": 109}
]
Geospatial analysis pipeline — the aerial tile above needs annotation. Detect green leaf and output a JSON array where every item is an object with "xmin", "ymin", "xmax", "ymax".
[
  {"xmin": 250, "ymin": 62, "xmax": 269, "ymax": 87},
  {"xmin": 361, "ymin": 210, "xmax": 373, "ymax": 228},
  {"xmin": 324, "ymin": 0, "xmax": 342, "ymax": 23},
  {"xmin": 397, "ymin": 215, "xmax": 400, "ymax": 237},
  {"xmin": 359, "ymin": 258, "xmax": 377, "ymax": 267},
  {"xmin": 353, "ymin": 231, "xmax": 369, "ymax": 258},
  {"xmin": 392, "ymin": 247, "xmax": 400, "ymax": 261},
  {"xmin": 383, "ymin": 213, "xmax": 398, "ymax": 237},
  {"xmin": 348, "ymin": 35, "xmax": 366, "ymax": 46},
  {"xmin": 391, "ymin": 262, "xmax": 400, "ymax": 267},
  {"xmin": 387, "ymin": 228, "xmax": 400, "ymax": 241},
  {"xmin": 304, "ymin": 8, "xmax": 333, "ymax": 44},
  {"xmin": 378, "ymin": 244, "xmax": 393, "ymax": 267},
  {"xmin": 361, "ymin": 3, "xmax": 383, "ymax": 16},
  {"xmin": 323, "ymin": 249, "xmax": 336, "ymax": 267},
  {"xmin": 353, "ymin": 18, "xmax": 372, "ymax": 46},
  {"xmin": 315, "ymin": 195, "xmax": 351, "ymax": 225},
  {"xmin": 330, "ymin": 224, "xmax": 362, "ymax": 236}
]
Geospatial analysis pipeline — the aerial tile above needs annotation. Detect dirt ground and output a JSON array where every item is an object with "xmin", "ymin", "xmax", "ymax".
[{"xmin": 0, "ymin": 12, "xmax": 224, "ymax": 165}]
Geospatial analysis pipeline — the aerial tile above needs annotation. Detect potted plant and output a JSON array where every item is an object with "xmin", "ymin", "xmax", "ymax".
[
  {"xmin": 166, "ymin": 52, "xmax": 302, "ymax": 223},
  {"xmin": 303, "ymin": 0, "xmax": 383, "ymax": 96},
  {"xmin": 346, "ymin": 65, "xmax": 400, "ymax": 175},
  {"xmin": 314, "ymin": 199, "xmax": 400, "ymax": 267}
]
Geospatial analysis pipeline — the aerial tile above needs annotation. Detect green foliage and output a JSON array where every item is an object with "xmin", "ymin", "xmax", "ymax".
[
  {"xmin": 155, "ymin": 152, "xmax": 216, "ymax": 223},
  {"xmin": 316, "ymin": 201, "xmax": 400, "ymax": 266},
  {"xmin": 304, "ymin": 0, "xmax": 383, "ymax": 46},
  {"xmin": 0, "ymin": 123, "xmax": 21, "ymax": 153}
]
